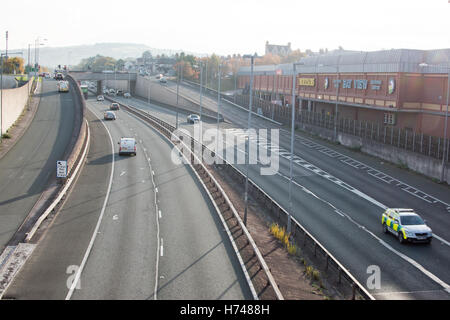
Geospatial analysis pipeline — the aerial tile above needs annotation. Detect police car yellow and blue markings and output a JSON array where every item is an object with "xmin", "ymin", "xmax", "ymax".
[{"xmin": 382, "ymin": 213, "xmax": 407, "ymax": 239}]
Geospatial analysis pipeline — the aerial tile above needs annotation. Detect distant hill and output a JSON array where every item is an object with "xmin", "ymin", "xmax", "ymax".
[{"xmin": 10, "ymin": 43, "xmax": 204, "ymax": 69}]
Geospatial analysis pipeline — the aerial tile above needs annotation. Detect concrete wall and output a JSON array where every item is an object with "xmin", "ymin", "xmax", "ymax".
[
  {"xmin": 1, "ymin": 78, "xmax": 34, "ymax": 134},
  {"xmin": 297, "ymin": 122, "xmax": 450, "ymax": 184},
  {"xmin": 134, "ymin": 75, "xmax": 222, "ymax": 120}
]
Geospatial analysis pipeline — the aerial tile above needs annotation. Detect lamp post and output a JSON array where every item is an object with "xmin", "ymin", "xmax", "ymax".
[
  {"xmin": 318, "ymin": 63, "xmax": 340, "ymax": 141},
  {"xmin": 176, "ymin": 63, "xmax": 183, "ymax": 129},
  {"xmin": 242, "ymin": 53, "xmax": 259, "ymax": 226},
  {"xmin": 287, "ymin": 61, "xmax": 304, "ymax": 233},
  {"xmin": 419, "ymin": 62, "xmax": 450, "ymax": 182},
  {"xmin": 217, "ymin": 63, "xmax": 222, "ymax": 153}
]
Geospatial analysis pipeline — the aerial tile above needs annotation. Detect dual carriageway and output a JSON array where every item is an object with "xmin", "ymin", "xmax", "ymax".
[{"xmin": 0, "ymin": 75, "xmax": 449, "ymax": 300}]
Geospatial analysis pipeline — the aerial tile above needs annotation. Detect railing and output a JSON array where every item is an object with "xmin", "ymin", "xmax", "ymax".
[
  {"xmin": 234, "ymin": 94, "xmax": 450, "ymax": 163},
  {"xmin": 107, "ymin": 95, "xmax": 375, "ymax": 300}
]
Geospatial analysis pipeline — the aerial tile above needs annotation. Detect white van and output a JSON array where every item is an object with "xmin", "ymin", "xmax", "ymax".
[{"xmin": 118, "ymin": 138, "xmax": 137, "ymax": 156}]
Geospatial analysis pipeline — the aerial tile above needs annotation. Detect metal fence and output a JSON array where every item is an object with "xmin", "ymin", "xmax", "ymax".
[
  {"xmin": 110, "ymin": 96, "xmax": 374, "ymax": 300},
  {"xmin": 234, "ymin": 94, "xmax": 450, "ymax": 162}
]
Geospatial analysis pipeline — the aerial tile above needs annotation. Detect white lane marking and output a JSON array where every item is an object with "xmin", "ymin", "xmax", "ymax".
[
  {"xmin": 231, "ymin": 130, "xmax": 450, "ymax": 246},
  {"xmin": 282, "ymin": 128, "xmax": 450, "ymax": 211},
  {"xmin": 277, "ymin": 171, "xmax": 450, "ymax": 294},
  {"xmin": 66, "ymin": 106, "xmax": 115, "ymax": 300},
  {"xmin": 141, "ymin": 146, "xmax": 161, "ymax": 300},
  {"xmin": 159, "ymin": 210, "xmax": 162, "ymax": 219},
  {"xmin": 155, "ymin": 187, "xmax": 158, "ymax": 193},
  {"xmin": 160, "ymin": 238, "xmax": 164, "ymax": 257},
  {"xmin": 433, "ymin": 235, "xmax": 450, "ymax": 247},
  {"xmin": 113, "ymin": 215, "xmax": 119, "ymax": 221},
  {"xmin": 120, "ymin": 171, "xmax": 126, "ymax": 177}
]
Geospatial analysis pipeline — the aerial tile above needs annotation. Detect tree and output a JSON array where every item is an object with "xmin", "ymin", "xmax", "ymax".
[
  {"xmin": 116, "ymin": 59, "xmax": 125, "ymax": 71},
  {"xmin": 76, "ymin": 55, "xmax": 117, "ymax": 72},
  {"xmin": 2, "ymin": 57, "xmax": 25, "ymax": 74}
]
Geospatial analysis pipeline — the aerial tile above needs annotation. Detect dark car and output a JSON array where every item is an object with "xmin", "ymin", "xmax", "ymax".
[{"xmin": 110, "ymin": 103, "xmax": 120, "ymax": 110}]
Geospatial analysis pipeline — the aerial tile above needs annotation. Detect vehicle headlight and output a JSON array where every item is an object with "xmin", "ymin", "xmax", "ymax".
[{"xmin": 405, "ymin": 231, "xmax": 415, "ymax": 237}]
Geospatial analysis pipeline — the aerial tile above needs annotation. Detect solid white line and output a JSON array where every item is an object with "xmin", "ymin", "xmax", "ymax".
[{"xmin": 66, "ymin": 106, "xmax": 115, "ymax": 300}]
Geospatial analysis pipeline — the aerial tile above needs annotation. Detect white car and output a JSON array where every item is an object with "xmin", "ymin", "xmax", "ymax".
[
  {"xmin": 118, "ymin": 137, "xmax": 137, "ymax": 156},
  {"xmin": 124, "ymin": 92, "xmax": 131, "ymax": 98},
  {"xmin": 187, "ymin": 114, "xmax": 200, "ymax": 124},
  {"xmin": 97, "ymin": 95, "xmax": 104, "ymax": 101},
  {"xmin": 382, "ymin": 208, "xmax": 433, "ymax": 244}
]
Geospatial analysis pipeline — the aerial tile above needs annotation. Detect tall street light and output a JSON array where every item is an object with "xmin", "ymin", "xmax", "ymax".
[
  {"xmin": 242, "ymin": 53, "xmax": 259, "ymax": 226},
  {"xmin": 318, "ymin": 63, "xmax": 340, "ymax": 141},
  {"xmin": 216, "ymin": 63, "xmax": 222, "ymax": 154},
  {"xmin": 197, "ymin": 61, "xmax": 204, "ymax": 144},
  {"xmin": 176, "ymin": 62, "xmax": 183, "ymax": 129},
  {"xmin": 419, "ymin": 62, "xmax": 450, "ymax": 182},
  {"xmin": 287, "ymin": 61, "xmax": 304, "ymax": 233}
]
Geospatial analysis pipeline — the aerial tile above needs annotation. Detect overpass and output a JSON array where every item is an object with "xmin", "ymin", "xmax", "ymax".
[{"xmin": 69, "ymin": 71, "xmax": 138, "ymax": 95}]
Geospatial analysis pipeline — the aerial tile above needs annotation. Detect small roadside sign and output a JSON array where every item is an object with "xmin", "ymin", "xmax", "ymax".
[{"xmin": 57, "ymin": 161, "xmax": 67, "ymax": 178}]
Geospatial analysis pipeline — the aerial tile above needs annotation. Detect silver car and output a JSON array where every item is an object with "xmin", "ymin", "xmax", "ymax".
[{"xmin": 187, "ymin": 114, "xmax": 200, "ymax": 124}]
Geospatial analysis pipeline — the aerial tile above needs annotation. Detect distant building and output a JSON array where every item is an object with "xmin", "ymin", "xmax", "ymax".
[
  {"xmin": 265, "ymin": 41, "xmax": 292, "ymax": 57},
  {"xmin": 237, "ymin": 48, "xmax": 450, "ymax": 139}
]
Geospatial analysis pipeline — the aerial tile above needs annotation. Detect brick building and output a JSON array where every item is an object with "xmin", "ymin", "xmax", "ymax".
[{"xmin": 237, "ymin": 49, "xmax": 450, "ymax": 138}]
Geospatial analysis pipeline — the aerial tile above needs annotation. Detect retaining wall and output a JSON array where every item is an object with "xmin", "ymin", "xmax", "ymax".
[
  {"xmin": 1, "ymin": 78, "xmax": 34, "ymax": 135},
  {"xmin": 298, "ymin": 122, "xmax": 450, "ymax": 184}
]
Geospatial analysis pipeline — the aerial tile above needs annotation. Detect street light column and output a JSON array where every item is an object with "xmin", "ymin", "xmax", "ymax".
[
  {"xmin": 441, "ymin": 69, "xmax": 450, "ymax": 182},
  {"xmin": 217, "ymin": 63, "xmax": 221, "ymax": 153},
  {"xmin": 334, "ymin": 66, "xmax": 340, "ymax": 141},
  {"xmin": 243, "ymin": 54, "xmax": 256, "ymax": 226},
  {"xmin": 287, "ymin": 63, "xmax": 298, "ymax": 234}
]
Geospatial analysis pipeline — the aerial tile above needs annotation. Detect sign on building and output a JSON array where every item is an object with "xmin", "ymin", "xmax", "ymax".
[{"xmin": 298, "ymin": 78, "xmax": 315, "ymax": 86}]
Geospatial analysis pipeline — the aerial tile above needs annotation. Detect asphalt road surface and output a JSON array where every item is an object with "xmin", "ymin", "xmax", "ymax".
[
  {"xmin": 112, "ymin": 83, "xmax": 450, "ymax": 300},
  {"xmin": 4, "ymin": 95, "xmax": 252, "ymax": 300},
  {"xmin": 0, "ymin": 79, "xmax": 75, "ymax": 250}
]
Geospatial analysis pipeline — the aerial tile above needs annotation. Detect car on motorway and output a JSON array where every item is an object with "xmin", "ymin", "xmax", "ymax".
[
  {"xmin": 382, "ymin": 208, "xmax": 433, "ymax": 244},
  {"xmin": 97, "ymin": 95, "xmax": 104, "ymax": 101},
  {"xmin": 118, "ymin": 137, "xmax": 137, "ymax": 156},
  {"xmin": 159, "ymin": 77, "xmax": 167, "ymax": 84},
  {"xmin": 109, "ymin": 89, "xmax": 116, "ymax": 96},
  {"xmin": 55, "ymin": 73, "xmax": 64, "ymax": 80},
  {"xmin": 57, "ymin": 81, "xmax": 69, "ymax": 92},
  {"xmin": 187, "ymin": 114, "xmax": 200, "ymax": 124},
  {"xmin": 124, "ymin": 92, "xmax": 131, "ymax": 98},
  {"xmin": 110, "ymin": 103, "xmax": 120, "ymax": 110},
  {"xmin": 116, "ymin": 90, "xmax": 124, "ymax": 96},
  {"xmin": 104, "ymin": 111, "xmax": 117, "ymax": 121}
]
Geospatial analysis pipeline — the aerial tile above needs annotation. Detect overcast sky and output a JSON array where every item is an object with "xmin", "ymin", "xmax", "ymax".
[{"xmin": 1, "ymin": 0, "xmax": 449, "ymax": 56}]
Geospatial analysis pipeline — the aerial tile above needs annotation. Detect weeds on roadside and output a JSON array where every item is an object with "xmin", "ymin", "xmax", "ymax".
[{"xmin": 269, "ymin": 223, "xmax": 298, "ymax": 256}]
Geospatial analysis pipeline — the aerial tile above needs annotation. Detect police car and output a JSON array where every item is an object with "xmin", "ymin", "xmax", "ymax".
[{"xmin": 381, "ymin": 208, "xmax": 432, "ymax": 244}]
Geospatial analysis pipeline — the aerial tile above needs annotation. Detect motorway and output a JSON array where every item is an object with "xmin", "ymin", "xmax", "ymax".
[
  {"xmin": 4, "ymin": 93, "xmax": 252, "ymax": 299},
  {"xmin": 111, "ymin": 80, "xmax": 450, "ymax": 300},
  {"xmin": 0, "ymin": 79, "xmax": 75, "ymax": 250}
]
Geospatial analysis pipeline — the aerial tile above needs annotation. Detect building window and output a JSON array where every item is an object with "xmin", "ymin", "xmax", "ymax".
[{"xmin": 384, "ymin": 113, "xmax": 396, "ymax": 125}]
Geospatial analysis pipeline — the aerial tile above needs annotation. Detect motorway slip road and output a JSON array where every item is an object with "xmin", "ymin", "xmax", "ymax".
[
  {"xmin": 112, "ymin": 92, "xmax": 450, "ymax": 300},
  {"xmin": 4, "ymin": 96, "xmax": 252, "ymax": 299},
  {"xmin": 0, "ymin": 79, "xmax": 75, "ymax": 250}
]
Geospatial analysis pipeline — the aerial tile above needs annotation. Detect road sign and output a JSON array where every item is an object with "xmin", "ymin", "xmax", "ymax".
[{"xmin": 57, "ymin": 161, "xmax": 67, "ymax": 178}]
